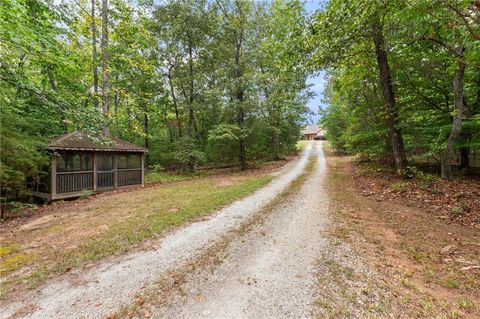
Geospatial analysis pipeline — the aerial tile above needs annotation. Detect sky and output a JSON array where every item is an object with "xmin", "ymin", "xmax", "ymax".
[{"xmin": 303, "ymin": 1, "xmax": 328, "ymax": 124}]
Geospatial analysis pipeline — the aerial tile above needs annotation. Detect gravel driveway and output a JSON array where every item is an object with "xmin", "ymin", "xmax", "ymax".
[
  {"xmin": 156, "ymin": 142, "xmax": 329, "ymax": 319},
  {"xmin": 1, "ymin": 143, "xmax": 316, "ymax": 319}
]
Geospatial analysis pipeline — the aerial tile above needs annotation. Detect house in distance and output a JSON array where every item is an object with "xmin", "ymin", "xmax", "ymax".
[
  {"xmin": 301, "ymin": 125, "xmax": 325, "ymax": 140},
  {"xmin": 28, "ymin": 131, "xmax": 147, "ymax": 201}
]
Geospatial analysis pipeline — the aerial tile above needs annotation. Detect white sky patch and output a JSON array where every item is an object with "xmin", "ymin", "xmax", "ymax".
[
  {"xmin": 304, "ymin": 0, "xmax": 328, "ymax": 124},
  {"xmin": 306, "ymin": 71, "xmax": 327, "ymax": 124}
]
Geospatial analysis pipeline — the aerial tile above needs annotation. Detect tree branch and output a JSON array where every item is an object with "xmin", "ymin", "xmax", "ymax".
[
  {"xmin": 421, "ymin": 35, "xmax": 464, "ymax": 56},
  {"xmin": 72, "ymin": 0, "xmax": 91, "ymax": 17},
  {"xmin": 448, "ymin": 3, "xmax": 480, "ymax": 41}
]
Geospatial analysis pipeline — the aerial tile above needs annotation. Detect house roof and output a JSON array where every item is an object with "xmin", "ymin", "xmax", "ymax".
[
  {"xmin": 316, "ymin": 130, "xmax": 326, "ymax": 137},
  {"xmin": 48, "ymin": 131, "xmax": 148, "ymax": 153},
  {"xmin": 302, "ymin": 125, "xmax": 321, "ymax": 135}
]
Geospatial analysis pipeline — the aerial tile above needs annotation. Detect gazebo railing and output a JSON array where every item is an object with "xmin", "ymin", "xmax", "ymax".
[
  {"xmin": 117, "ymin": 168, "xmax": 142, "ymax": 186},
  {"xmin": 56, "ymin": 171, "xmax": 94, "ymax": 193},
  {"xmin": 97, "ymin": 171, "xmax": 114, "ymax": 189},
  {"xmin": 55, "ymin": 169, "xmax": 140, "ymax": 193}
]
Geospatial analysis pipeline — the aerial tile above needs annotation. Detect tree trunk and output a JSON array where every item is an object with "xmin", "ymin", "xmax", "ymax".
[
  {"xmin": 167, "ymin": 67, "xmax": 182, "ymax": 138},
  {"xmin": 260, "ymin": 70, "xmax": 281, "ymax": 160},
  {"xmin": 91, "ymin": 0, "xmax": 99, "ymax": 110},
  {"xmin": 237, "ymin": 89, "xmax": 247, "ymax": 170},
  {"xmin": 273, "ymin": 129, "xmax": 280, "ymax": 160},
  {"xmin": 168, "ymin": 126, "xmax": 174, "ymax": 143},
  {"xmin": 235, "ymin": 41, "xmax": 247, "ymax": 171},
  {"xmin": 144, "ymin": 110, "xmax": 149, "ymax": 166},
  {"xmin": 101, "ymin": 0, "xmax": 109, "ymax": 137},
  {"xmin": 372, "ymin": 19, "xmax": 408, "ymax": 172},
  {"xmin": 187, "ymin": 35, "xmax": 195, "ymax": 138},
  {"xmin": 441, "ymin": 59, "xmax": 466, "ymax": 180},
  {"xmin": 476, "ymin": 70, "xmax": 480, "ymax": 110},
  {"xmin": 114, "ymin": 87, "xmax": 119, "ymax": 116},
  {"xmin": 46, "ymin": 68, "xmax": 67, "ymax": 133},
  {"xmin": 14, "ymin": 54, "xmax": 27, "ymax": 105}
]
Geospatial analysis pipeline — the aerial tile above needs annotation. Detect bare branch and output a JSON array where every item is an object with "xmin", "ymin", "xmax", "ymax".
[{"xmin": 72, "ymin": 0, "xmax": 91, "ymax": 17}]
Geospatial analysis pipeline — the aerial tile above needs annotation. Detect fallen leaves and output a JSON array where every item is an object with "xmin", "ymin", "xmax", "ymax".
[
  {"xmin": 353, "ymin": 164, "xmax": 480, "ymax": 227},
  {"xmin": 441, "ymin": 244, "xmax": 457, "ymax": 254},
  {"xmin": 327, "ymin": 153, "xmax": 480, "ymax": 317},
  {"xmin": 136, "ymin": 296, "xmax": 145, "ymax": 306},
  {"xmin": 460, "ymin": 265, "xmax": 480, "ymax": 271}
]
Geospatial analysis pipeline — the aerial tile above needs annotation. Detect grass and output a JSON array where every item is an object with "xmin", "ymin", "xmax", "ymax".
[
  {"xmin": 0, "ymin": 252, "xmax": 34, "ymax": 275},
  {"xmin": 0, "ymin": 243, "xmax": 35, "ymax": 276},
  {"xmin": 296, "ymin": 140, "xmax": 309, "ymax": 152},
  {"xmin": 390, "ymin": 181, "xmax": 411, "ymax": 192},
  {"xmin": 58, "ymin": 175, "xmax": 272, "ymax": 265},
  {"xmin": 444, "ymin": 274, "xmax": 461, "ymax": 289},
  {"xmin": 145, "ymin": 170, "xmax": 211, "ymax": 184},
  {"xmin": 0, "ymin": 171, "xmax": 274, "ymax": 300},
  {"xmin": 457, "ymin": 297, "xmax": 476, "ymax": 311},
  {"xmin": 0, "ymin": 244, "xmax": 19, "ymax": 258}
]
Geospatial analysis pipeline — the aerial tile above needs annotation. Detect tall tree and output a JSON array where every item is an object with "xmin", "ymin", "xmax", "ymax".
[
  {"xmin": 259, "ymin": 0, "xmax": 311, "ymax": 159},
  {"xmin": 215, "ymin": 0, "xmax": 252, "ymax": 170},
  {"xmin": 101, "ymin": 0, "xmax": 110, "ymax": 136},
  {"xmin": 371, "ymin": 14, "xmax": 408, "ymax": 171},
  {"xmin": 315, "ymin": 0, "xmax": 480, "ymax": 179},
  {"xmin": 91, "ymin": 0, "xmax": 99, "ymax": 110},
  {"xmin": 310, "ymin": 0, "xmax": 408, "ymax": 172},
  {"xmin": 412, "ymin": 0, "xmax": 479, "ymax": 179}
]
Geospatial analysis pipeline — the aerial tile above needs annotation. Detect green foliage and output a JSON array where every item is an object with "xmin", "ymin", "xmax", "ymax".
[
  {"xmin": 390, "ymin": 181, "xmax": 411, "ymax": 192},
  {"xmin": 173, "ymin": 138, "xmax": 206, "ymax": 172},
  {"xmin": 208, "ymin": 124, "xmax": 241, "ymax": 144},
  {"xmin": 6, "ymin": 202, "xmax": 38, "ymax": 213},
  {"xmin": 312, "ymin": 0, "xmax": 480, "ymax": 172},
  {"xmin": 0, "ymin": 108, "xmax": 49, "ymax": 200},
  {"xmin": 207, "ymin": 124, "xmax": 241, "ymax": 164},
  {"xmin": 145, "ymin": 170, "xmax": 207, "ymax": 184},
  {"xmin": 79, "ymin": 190, "xmax": 93, "ymax": 200},
  {"xmin": 0, "ymin": 0, "xmax": 310, "ymax": 201}
]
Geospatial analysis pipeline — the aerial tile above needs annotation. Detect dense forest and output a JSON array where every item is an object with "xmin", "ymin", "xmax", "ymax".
[
  {"xmin": 313, "ymin": 0, "xmax": 480, "ymax": 179},
  {"xmin": 1, "ymin": 0, "xmax": 480, "ymax": 204},
  {"xmin": 1, "ymin": 0, "xmax": 311, "ymax": 201}
]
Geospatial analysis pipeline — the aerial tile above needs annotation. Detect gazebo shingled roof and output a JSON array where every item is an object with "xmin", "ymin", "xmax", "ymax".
[{"xmin": 48, "ymin": 131, "xmax": 147, "ymax": 153}]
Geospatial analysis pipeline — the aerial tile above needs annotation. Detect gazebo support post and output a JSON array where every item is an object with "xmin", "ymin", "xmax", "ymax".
[
  {"xmin": 50, "ymin": 154, "xmax": 57, "ymax": 200},
  {"xmin": 113, "ymin": 153, "xmax": 118, "ymax": 188},
  {"xmin": 93, "ymin": 152, "xmax": 97, "ymax": 191},
  {"xmin": 141, "ymin": 153, "xmax": 145, "ymax": 187}
]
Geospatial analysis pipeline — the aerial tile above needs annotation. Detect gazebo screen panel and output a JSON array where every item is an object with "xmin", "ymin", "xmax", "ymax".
[
  {"xmin": 56, "ymin": 151, "xmax": 94, "ymax": 193},
  {"xmin": 117, "ymin": 153, "xmax": 142, "ymax": 186}
]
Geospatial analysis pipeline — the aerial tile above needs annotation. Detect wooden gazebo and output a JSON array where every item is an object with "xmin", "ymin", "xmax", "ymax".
[{"xmin": 28, "ymin": 131, "xmax": 147, "ymax": 201}]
